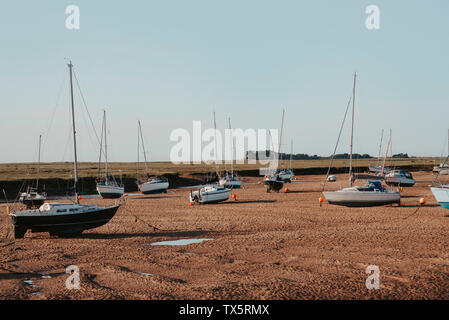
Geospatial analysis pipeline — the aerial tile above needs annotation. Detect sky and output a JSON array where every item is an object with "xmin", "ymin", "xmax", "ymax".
[{"xmin": 0, "ymin": 0, "xmax": 448, "ymax": 163}]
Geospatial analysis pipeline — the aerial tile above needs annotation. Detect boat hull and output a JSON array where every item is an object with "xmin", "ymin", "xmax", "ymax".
[
  {"xmin": 430, "ymin": 187, "xmax": 449, "ymax": 210},
  {"xmin": 19, "ymin": 198, "xmax": 45, "ymax": 208},
  {"xmin": 190, "ymin": 189, "xmax": 230, "ymax": 204},
  {"xmin": 96, "ymin": 184, "xmax": 124, "ymax": 199},
  {"xmin": 384, "ymin": 177, "xmax": 415, "ymax": 187},
  {"xmin": 10, "ymin": 205, "xmax": 120, "ymax": 237},
  {"xmin": 263, "ymin": 180, "xmax": 284, "ymax": 192},
  {"xmin": 219, "ymin": 178, "xmax": 242, "ymax": 189},
  {"xmin": 139, "ymin": 181, "xmax": 169, "ymax": 194},
  {"xmin": 323, "ymin": 191, "xmax": 400, "ymax": 207}
]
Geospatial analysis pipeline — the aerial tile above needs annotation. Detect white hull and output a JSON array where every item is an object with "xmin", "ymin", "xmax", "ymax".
[
  {"xmin": 384, "ymin": 177, "xmax": 415, "ymax": 187},
  {"xmin": 190, "ymin": 186, "xmax": 230, "ymax": 204},
  {"xmin": 219, "ymin": 177, "xmax": 242, "ymax": 188},
  {"xmin": 323, "ymin": 189, "xmax": 400, "ymax": 207},
  {"xmin": 138, "ymin": 180, "xmax": 169, "ymax": 194},
  {"xmin": 96, "ymin": 184, "xmax": 124, "ymax": 198},
  {"xmin": 430, "ymin": 187, "xmax": 449, "ymax": 209}
]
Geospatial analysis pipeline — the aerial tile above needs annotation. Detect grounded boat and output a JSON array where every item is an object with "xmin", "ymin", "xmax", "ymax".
[
  {"xmin": 10, "ymin": 61, "xmax": 120, "ymax": 238},
  {"xmin": 430, "ymin": 186, "xmax": 449, "ymax": 210},
  {"xmin": 384, "ymin": 170, "xmax": 415, "ymax": 187},
  {"xmin": 190, "ymin": 185, "xmax": 230, "ymax": 204},
  {"xmin": 323, "ymin": 73, "xmax": 400, "ymax": 207},
  {"xmin": 96, "ymin": 110, "xmax": 124, "ymax": 199},
  {"xmin": 19, "ymin": 187, "xmax": 47, "ymax": 209},
  {"xmin": 219, "ymin": 117, "xmax": 242, "ymax": 189},
  {"xmin": 278, "ymin": 139, "xmax": 295, "ymax": 182},
  {"xmin": 324, "ymin": 180, "xmax": 400, "ymax": 207},
  {"xmin": 136, "ymin": 120, "xmax": 169, "ymax": 194},
  {"xmin": 263, "ymin": 109, "xmax": 285, "ymax": 192},
  {"xmin": 19, "ymin": 135, "xmax": 47, "ymax": 208}
]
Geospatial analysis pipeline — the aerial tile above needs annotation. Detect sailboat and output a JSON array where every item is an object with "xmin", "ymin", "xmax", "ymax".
[
  {"xmin": 190, "ymin": 112, "xmax": 231, "ymax": 204},
  {"xmin": 9, "ymin": 61, "xmax": 120, "ymax": 238},
  {"xmin": 96, "ymin": 110, "xmax": 124, "ymax": 199},
  {"xmin": 219, "ymin": 117, "xmax": 242, "ymax": 189},
  {"xmin": 430, "ymin": 132, "xmax": 449, "ymax": 211},
  {"xmin": 433, "ymin": 130, "xmax": 449, "ymax": 175},
  {"xmin": 263, "ymin": 109, "xmax": 286, "ymax": 192},
  {"xmin": 19, "ymin": 134, "xmax": 47, "ymax": 208},
  {"xmin": 278, "ymin": 139, "xmax": 295, "ymax": 182},
  {"xmin": 136, "ymin": 120, "xmax": 169, "ymax": 194},
  {"xmin": 322, "ymin": 73, "xmax": 400, "ymax": 207}
]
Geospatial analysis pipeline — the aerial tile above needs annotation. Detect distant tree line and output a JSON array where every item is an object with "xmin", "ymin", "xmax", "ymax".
[{"xmin": 246, "ymin": 151, "xmax": 410, "ymax": 160}]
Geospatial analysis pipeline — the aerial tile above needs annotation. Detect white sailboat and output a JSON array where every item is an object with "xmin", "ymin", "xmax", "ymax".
[
  {"xmin": 433, "ymin": 130, "xmax": 449, "ymax": 175},
  {"xmin": 323, "ymin": 73, "xmax": 400, "ymax": 207},
  {"xmin": 96, "ymin": 110, "xmax": 124, "ymax": 199},
  {"xmin": 136, "ymin": 120, "xmax": 169, "ymax": 194},
  {"xmin": 263, "ymin": 109, "xmax": 285, "ymax": 192},
  {"xmin": 19, "ymin": 134, "xmax": 47, "ymax": 208},
  {"xmin": 278, "ymin": 138, "xmax": 295, "ymax": 182},
  {"xmin": 219, "ymin": 117, "xmax": 242, "ymax": 189},
  {"xmin": 10, "ymin": 61, "xmax": 120, "ymax": 238}
]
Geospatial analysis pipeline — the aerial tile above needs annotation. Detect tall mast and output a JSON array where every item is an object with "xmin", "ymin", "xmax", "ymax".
[
  {"xmin": 213, "ymin": 112, "xmax": 219, "ymax": 176},
  {"xmin": 68, "ymin": 61, "xmax": 79, "ymax": 203},
  {"xmin": 97, "ymin": 115, "xmax": 104, "ymax": 180},
  {"xmin": 228, "ymin": 117, "xmax": 234, "ymax": 175},
  {"xmin": 377, "ymin": 128, "xmax": 384, "ymax": 167},
  {"xmin": 381, "ymin": 130, "xmax": 392, "ymax": 175},
  {"xmin": 138, "ymin": 120, "xmax": 149, "ymax": 176},
  {"xmin": 137, "ymin": 121, "xmax": 140, "ymax": 183},
  {"xmin": 36, "ymin": 134, "xmax": 42, "ymax": 190},
  {"xmin": 104, "ymin": 110, "xmax": 108, "ymax": 180},
  {"xmin": 349, "ymin": 73, "xmax": 356, "ymax": 187},
  {"xmin": 290, "ymin": 138, "xmax": 293, "ymax": 170},
  {"xmin": 278, "ymin": 109, "xmax": 285, "ymax": 168}
]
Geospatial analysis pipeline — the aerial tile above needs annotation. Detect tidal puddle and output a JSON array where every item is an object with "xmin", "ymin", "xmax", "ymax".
[
  {"xmin": 138, "ymin": 272, "xmax": 153, "ymax": 276},
  {"xmin": 150, "ymin": 238, "xmax": 214, "ymax": 246}
]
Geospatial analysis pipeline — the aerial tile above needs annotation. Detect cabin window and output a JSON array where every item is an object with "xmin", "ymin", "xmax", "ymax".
[{"xmin": 57, "ymin": 209, "xmax": 67, "ymax": 213}]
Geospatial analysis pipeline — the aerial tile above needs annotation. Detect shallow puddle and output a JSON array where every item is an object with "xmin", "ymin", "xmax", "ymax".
[
  {"xmin": 150, "ymin": 238, "xmax": 214, "ymax": 246},
  {"xmin": 138, "ymin": 272, "xmax": 153, "ymax": 276}
]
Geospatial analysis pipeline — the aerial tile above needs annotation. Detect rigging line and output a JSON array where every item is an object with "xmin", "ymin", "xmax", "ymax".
[
  {"xmin": 41, "ymin": 68, "xmax": 68, "ymax": 160},
  {"xmin": 322, "ymin": 96, "xmax": 352, "ymax": 192},
  {"xmin": 72, "ymin": 69, "xmax": 102, "ymax": 149},
  {"xmin": 75, "ymin": 86, "xmax": 99, "ymax": 154}
]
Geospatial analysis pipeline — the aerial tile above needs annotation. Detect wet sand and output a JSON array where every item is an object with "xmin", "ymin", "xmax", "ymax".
[{"xmin": 1, "ymin": 172, "xmax": 448, "ymax": 299}]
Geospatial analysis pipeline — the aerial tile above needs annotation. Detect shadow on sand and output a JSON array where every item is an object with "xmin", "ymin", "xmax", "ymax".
[
  {"xmin": 220, "ymin": 200, "xmax": 276, "ymax": 205},
  {"xmin": 79, "ymin": 230, "xmax": 218, "ymax": 240}
]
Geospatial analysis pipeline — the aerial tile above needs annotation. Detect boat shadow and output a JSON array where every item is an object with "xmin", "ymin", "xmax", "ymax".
[
  {"xmin": 79, "ymin": 230, "xmax": 217, "ymax": 240},
  {"xmin": 131, "ymin": 195, "xmax": 181, "ymax": 200},
  {"xmin": 399, "ymin": 204, "xmax": 441, "ymax": 208},
  {"xmin": 221, "ymin": 200, "xmax": 276, "ymax": 205}
]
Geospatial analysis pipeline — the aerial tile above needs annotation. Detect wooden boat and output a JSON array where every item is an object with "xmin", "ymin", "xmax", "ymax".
[{"xmin": 10, "ymin": 61, "xmax": 120, "ymax": 238}]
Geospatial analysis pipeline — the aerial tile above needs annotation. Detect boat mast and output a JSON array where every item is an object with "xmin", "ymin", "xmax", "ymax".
[
  {"xmin": 36, "ymin": 134, "xmax": 41, "ymax": 190},
  {"xmin": 138, "ymin": 121, "xmax": 149, "ymax": 177},
  {"xmin": 278, "ymin": 109, "xmax": 285, "ymax": 171},
  {"xmin": 349, "ymin": 73, "xmax": 356, "ymax": 187},
  {"xmin": 104, "ymin": 110, "xmax": 108, "ymax": 181},
  {"xmin": 290, "ymin": 138, "xmax": 293, "ymax": 170},
  {"xmin": 136, "ymin": 121, "xmax": 140, "ymax": 183},
  {"xmin": 97, "ymin": 115, "xmax": 104, "ymax": 180},
  {"xmin": 377, "ymin": 128, "xmax": 384, "ymax": 167},
  {"xmin": 228, "ymin": 117, "xmax": 233, "ymax": 175},
  {"xmin": 213, "ymin": 112, "xmax": 219, "ymax": 177},
  {"xmin": 68, "ymin": 61, "xmax": 79, "ymax": 203}
]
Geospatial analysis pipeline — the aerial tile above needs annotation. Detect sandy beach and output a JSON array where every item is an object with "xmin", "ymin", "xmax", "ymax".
[{"xmin": 1, "ymin": 171, "xmax": 448, "ymax": 300}]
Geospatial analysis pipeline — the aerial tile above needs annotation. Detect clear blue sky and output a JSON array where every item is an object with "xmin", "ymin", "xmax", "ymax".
[{"xmin": 1, "ymin": 0, "xmax": 448, "ymax": 163}]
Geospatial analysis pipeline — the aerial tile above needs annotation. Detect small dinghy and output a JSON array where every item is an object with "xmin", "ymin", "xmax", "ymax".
[{"xmin": 189, "ymin": 185, "xmax": 230, "ymax": 204}]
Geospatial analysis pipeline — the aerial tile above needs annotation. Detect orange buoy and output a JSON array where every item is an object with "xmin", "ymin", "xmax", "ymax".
[
  {"xmin": 232, "ymin": 193, "xmax": 237, "ymax": 200},
  {"xmin": 285, "ymin": 187, "xmax": 289, "ymax": 193},
  {"xmin": 125, "ymin": 193, "xmax": 128, "ymax": 197},
  {"xmin": 319, "ymin": 196, "xmax": 324, "ymax": 203},
  {"xmin": 189, "ymin": 202, "xmax": 193, "ymax": 206},
  {"xmin": 78, "ymin": 195, "xmax": 83, "ymax": 200},
  {"xmin": 419, "ymin": 198, "xmax": 426, "ymax": 205}
]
